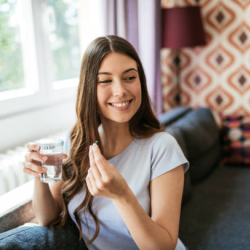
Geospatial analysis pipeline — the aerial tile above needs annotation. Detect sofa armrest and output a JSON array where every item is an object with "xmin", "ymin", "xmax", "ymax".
[
  {"xmin": 158, "ymin": 107, "xmax": 192, "ymax": 126},
  {"xmin": 0, "ymin": 180, "xmax": 35, "ymax": 233}
]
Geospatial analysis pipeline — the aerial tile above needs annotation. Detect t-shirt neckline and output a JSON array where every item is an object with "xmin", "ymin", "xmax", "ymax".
[{"xmin": 108, "ymin": 138, "xmax": 136, "ymax": 162}]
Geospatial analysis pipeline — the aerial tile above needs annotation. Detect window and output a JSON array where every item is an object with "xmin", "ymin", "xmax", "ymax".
[
  {"xmin": 0, "ymin": 0, "xmax": 106, "ymax": 194},
  {"xmin": 0, "ymin": 0, "xmax": 106, "ymax": 154},
  {"xmin": 0, "ymin": 0, "xmax": 81, "ymax": 118},
  {"xmin": 47, "ymin": 0, "xmax": 80, "ymax": 84},
  {"xmin": 0, "ymin": 0, "xmax": 25, "ymax": 92}
]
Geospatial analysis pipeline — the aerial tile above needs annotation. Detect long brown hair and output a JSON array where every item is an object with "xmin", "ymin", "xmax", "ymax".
[{"xmin": 60, "ymin": 35, "xmax": 162, "ymax": 244}]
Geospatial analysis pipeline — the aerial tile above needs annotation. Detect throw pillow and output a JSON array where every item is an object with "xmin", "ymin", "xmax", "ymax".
[{"xmin": 221, "ymin": 115, "xmax": 250, "ymax": 165}]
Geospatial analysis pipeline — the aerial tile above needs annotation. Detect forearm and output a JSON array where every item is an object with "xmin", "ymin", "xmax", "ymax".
[
  {"xmin": 112, "ymin": 188, "xmax": 176, "ymax": 250},
  {"xmin": 32, "ymin": 177, "xmax": 61, "ymax": 226}
]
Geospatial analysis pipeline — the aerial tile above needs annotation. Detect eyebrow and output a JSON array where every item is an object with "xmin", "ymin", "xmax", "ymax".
[{"xmin": 97, "ymin": 68, "xmax": 138, "ymax": 75}]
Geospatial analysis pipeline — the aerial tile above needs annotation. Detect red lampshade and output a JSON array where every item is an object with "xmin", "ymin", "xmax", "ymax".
[{"xmin": 162, "ymin": 6, "xmax": 206, "ymax": 49}]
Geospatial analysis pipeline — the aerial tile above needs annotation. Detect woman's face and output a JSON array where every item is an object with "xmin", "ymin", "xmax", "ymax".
[{"xmin": 97, "ymin": 52, "xmax": 142, "ymax": 125}]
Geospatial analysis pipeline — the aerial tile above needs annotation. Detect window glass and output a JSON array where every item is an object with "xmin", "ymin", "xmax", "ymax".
[
  {"xmin": 47, "ymin": 0, "xmax": 80, "ymax": 82},
  {"xmin": 0, "ymin": 0, "xmax": 25, "ymax": 92}
]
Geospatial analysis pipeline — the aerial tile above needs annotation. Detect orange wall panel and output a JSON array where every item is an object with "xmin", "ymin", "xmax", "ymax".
[{"xmin": 161, "ymin": 0, "xmax": 250, "ymax": 115}]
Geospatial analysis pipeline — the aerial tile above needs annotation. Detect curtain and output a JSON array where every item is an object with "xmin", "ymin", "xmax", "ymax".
[{"xmin": 103, "ymin": 0, "xmax": 162, "ymax": 115}]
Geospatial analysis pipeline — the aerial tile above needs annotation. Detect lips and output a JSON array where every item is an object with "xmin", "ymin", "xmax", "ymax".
[{"xmin": 108, "ymin": 99, "xmax": 133, "ymax": 111}]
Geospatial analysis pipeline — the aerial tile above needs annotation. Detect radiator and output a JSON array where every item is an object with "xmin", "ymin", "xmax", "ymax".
[{"xmin": 0, "ymin": 130, "xmax": 69, "ymax": 196}]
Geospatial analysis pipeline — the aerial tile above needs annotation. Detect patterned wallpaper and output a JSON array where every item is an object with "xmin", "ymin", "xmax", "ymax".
[{"xmin": 161, "ymin": 0, "xmax": 250, "ymax": 115}]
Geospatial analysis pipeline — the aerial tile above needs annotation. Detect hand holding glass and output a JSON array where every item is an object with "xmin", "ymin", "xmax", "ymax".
[{"xmin": 35, "ymin": 139, "xmax": 64, "ymax": 183}]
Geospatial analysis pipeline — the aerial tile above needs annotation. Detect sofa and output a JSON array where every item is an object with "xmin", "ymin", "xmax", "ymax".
[
  {"xmin": 158, "ymin": 107, "xmax": 250, "ymax": 250},
  {"xmin": 158, "ymin": 106, "xmax": 222, "ymax": 206},
  {"xmin": 1, "ymin": 107, "xmax": 250, "ymax": 250}
]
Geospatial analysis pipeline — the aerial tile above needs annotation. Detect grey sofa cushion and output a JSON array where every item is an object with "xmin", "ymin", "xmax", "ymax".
[
  {"xmin": 179, "ymin": 166, "xmax": 250, "ymax": 250},
  {"xmin": 189, "ymin": 143, "xmax": 222, "ymax": 183},
  {"xmin": 166, "ymin": 107, "xmax": 221, "ymax": 184},
  {"xmin": 158, "ymin": 107, "xmax": 192, "ymax": 127},
  {"xmin": 170, "ymin": 108, "xmax": 220, "ymax": 159}
]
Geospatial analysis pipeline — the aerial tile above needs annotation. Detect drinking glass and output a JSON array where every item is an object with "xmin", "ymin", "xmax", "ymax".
[{"xmin": 36, "ymin": 139, "xmax": 64, "ymax": 183}]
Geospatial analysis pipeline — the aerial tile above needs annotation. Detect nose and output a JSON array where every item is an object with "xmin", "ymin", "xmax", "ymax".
[{"xmin": 112, "ymin": 80, "xmax": 127, "ymax": 97}]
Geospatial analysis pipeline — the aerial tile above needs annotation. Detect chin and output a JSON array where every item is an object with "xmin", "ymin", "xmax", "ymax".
[
  {"xmin": 101, "ymin": 114, "xmax": 134, "ymax": 124},
  {"xmin": 110, "ymin": 116, "xmax": 132, "ymax": 123}
]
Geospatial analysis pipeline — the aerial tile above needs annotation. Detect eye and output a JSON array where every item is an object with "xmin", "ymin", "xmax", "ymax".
[
  {"xmin": 125, "ymin": 76, "xmax": 136, "ymax": 82},
  {"xmin": 99, "ymin": 80, "xmax": 112, "ymax": 84}
]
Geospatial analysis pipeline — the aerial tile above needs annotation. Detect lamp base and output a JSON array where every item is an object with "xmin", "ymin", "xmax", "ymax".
[
  {"xmin": 174, "ymin": 50, "xmax": 181, "ymax": 106},
  {"xmin": 175, "ymin": 93, "xmax": 181, "ymax": 105}
]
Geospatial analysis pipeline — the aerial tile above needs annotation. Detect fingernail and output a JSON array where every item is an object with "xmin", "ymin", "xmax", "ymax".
[
  {"xmin": 42, "ymin": 156, "xmax": 47, "ymax": 161},
  {"xmin": 93, "ymin": 144, "xmax": 97, "ymax": 150},
  {"xmin": 42, "ymin": 167, "xmax": 47, "ymax": 172},
  {"xmin": 36, "ymin": 145, "xmax": 39, "ymax": 149},
  {"xmin": 89, "ymin": 145, "xmax": 92, "ymax": 151}
]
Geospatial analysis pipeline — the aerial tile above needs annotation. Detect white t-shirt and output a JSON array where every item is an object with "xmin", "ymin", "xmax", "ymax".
[{"xmin": 66, "ymin": 132, "xmax": 189, "ymax": 250}]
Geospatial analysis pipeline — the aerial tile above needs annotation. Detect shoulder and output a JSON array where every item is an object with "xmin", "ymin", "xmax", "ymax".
[
  {"xmin": 132, "ymin": 132, "xmax": 180, "ymax": 159},
  {"xmin": 152, "ymin": 132, "xmax": 177, "ymax": 146},
  {"xmin": 134, "ymin": 132, "xmax": 177, "ymax": 148}
]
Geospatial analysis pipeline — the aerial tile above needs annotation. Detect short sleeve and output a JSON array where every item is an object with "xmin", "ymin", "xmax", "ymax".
[{"xmin": 151, "ymin": 133, "xmax": 189, "ymax": 181}]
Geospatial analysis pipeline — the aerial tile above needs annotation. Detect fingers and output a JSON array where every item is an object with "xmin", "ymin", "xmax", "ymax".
[
  {"xmin": 23, "ymin": 168, "xmax": 42, "ymax": 178},
  {"xmin": 25, "ymin": 151, "xmax": 48, "ymax": 163},
  {"xmin": 86, "ymin": 143, "xmax": 119, "ymax": 197},
  {"xmin": 24, "ymin": 142, "xmax": 68, "ymax": 178},
  {"xmin": 27, "ymin": 142, "xmax": 40, "ymax": 152},
  {"xmin": 89, "ymin": 146, "xmax": 96, "ymax": 168},
  {"xmin": 24, "ymin": 142, "xmax": 47, "ymax": 178},
  {"xmin": 86, "ymin": 174, "xmax": 94, "ymax": 194},
  {"xmin": 86, "ymin": 145, "xmax": 106, "ymax": 195},
  {"xmin": 91, "ymin": 144, "xmax": 108, "ymax": 176},
  {"xmin": 88, "ymin": 146, "xmax": 102, "ymax": 180},
  {"xmin": 23, "ymin": 161, "xmax": 47, "ymax": 177},
  {"xmin": 24, "ymin": 161, "xmax": 46, "ymax": 173},
  {"xmin": 25, "ymin": 142, "xmax": 46, "ymax": 162}
]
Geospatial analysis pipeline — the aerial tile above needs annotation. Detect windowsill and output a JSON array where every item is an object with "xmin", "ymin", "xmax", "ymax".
[
  {"xmin": 0, "ymin": 79, "xmax": 78, "ymax": 119},
  {"xmin": 0, "ymin": 88, "xmax": 37, "ymax": 102}
]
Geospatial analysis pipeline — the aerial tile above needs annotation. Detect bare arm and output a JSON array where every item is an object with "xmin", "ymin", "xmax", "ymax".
[
  {"xmin": 23, "ymin": 143, "xmax": 66, "ymax": 226},
  {"xmin": 112, "ymin": 165, "xmax": 184, "ymax": 250},
  {"xmin": 32, "ymin": 179, "xmax": 63, "ymax": 226}
]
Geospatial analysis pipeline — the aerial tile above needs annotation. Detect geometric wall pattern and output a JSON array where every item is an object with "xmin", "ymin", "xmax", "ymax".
[{"xmin": 161, "ymin": 0, "xmax": 250, "ymax": 115}]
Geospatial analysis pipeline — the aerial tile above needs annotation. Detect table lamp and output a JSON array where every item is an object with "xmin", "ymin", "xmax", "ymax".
[{"xmin": 161, "ymin": 6, "xmax": 206, "ymax": 105}]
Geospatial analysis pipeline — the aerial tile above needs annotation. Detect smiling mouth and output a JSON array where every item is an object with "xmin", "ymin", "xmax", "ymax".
[{"xmin": 109, "ymin": 99, "xmax": 133, "ymax": 107}]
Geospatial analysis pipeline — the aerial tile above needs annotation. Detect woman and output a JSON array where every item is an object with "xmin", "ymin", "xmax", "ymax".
[{"xmin": 4, "ymin": 35, "xmax": 189, "ymax": 250}]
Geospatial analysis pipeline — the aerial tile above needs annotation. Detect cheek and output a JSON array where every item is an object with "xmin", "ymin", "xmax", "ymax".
[
  {"xmin": 97, "ymin": 87, "xmax": 111, "ymax": 116},
  {"xmin": 134, "ymin": 83, "xmax": 142, "ymax": 105},
  {"xmin": 97, "ymin": 86, "xmax": 106, "ymax": 104}
]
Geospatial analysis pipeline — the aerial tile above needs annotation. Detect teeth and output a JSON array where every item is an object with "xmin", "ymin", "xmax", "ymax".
[{"xmin": 112, "ymin": 101, "xmax": 129, "ymax": 107}]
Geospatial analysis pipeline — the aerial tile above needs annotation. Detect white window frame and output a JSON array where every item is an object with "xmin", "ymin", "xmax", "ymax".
[
  {"xmin": 0, "ymin": 0, "xmax": 107, "ymax": 154},
  {"xmin": 0, "ymin": 0, "xmax": 78, "ymax": 119}
]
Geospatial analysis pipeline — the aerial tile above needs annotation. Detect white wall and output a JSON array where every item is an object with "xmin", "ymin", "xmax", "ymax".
[{"xmin": 0, "ymin": 100, "xmax": 76, "ymax": 153}]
